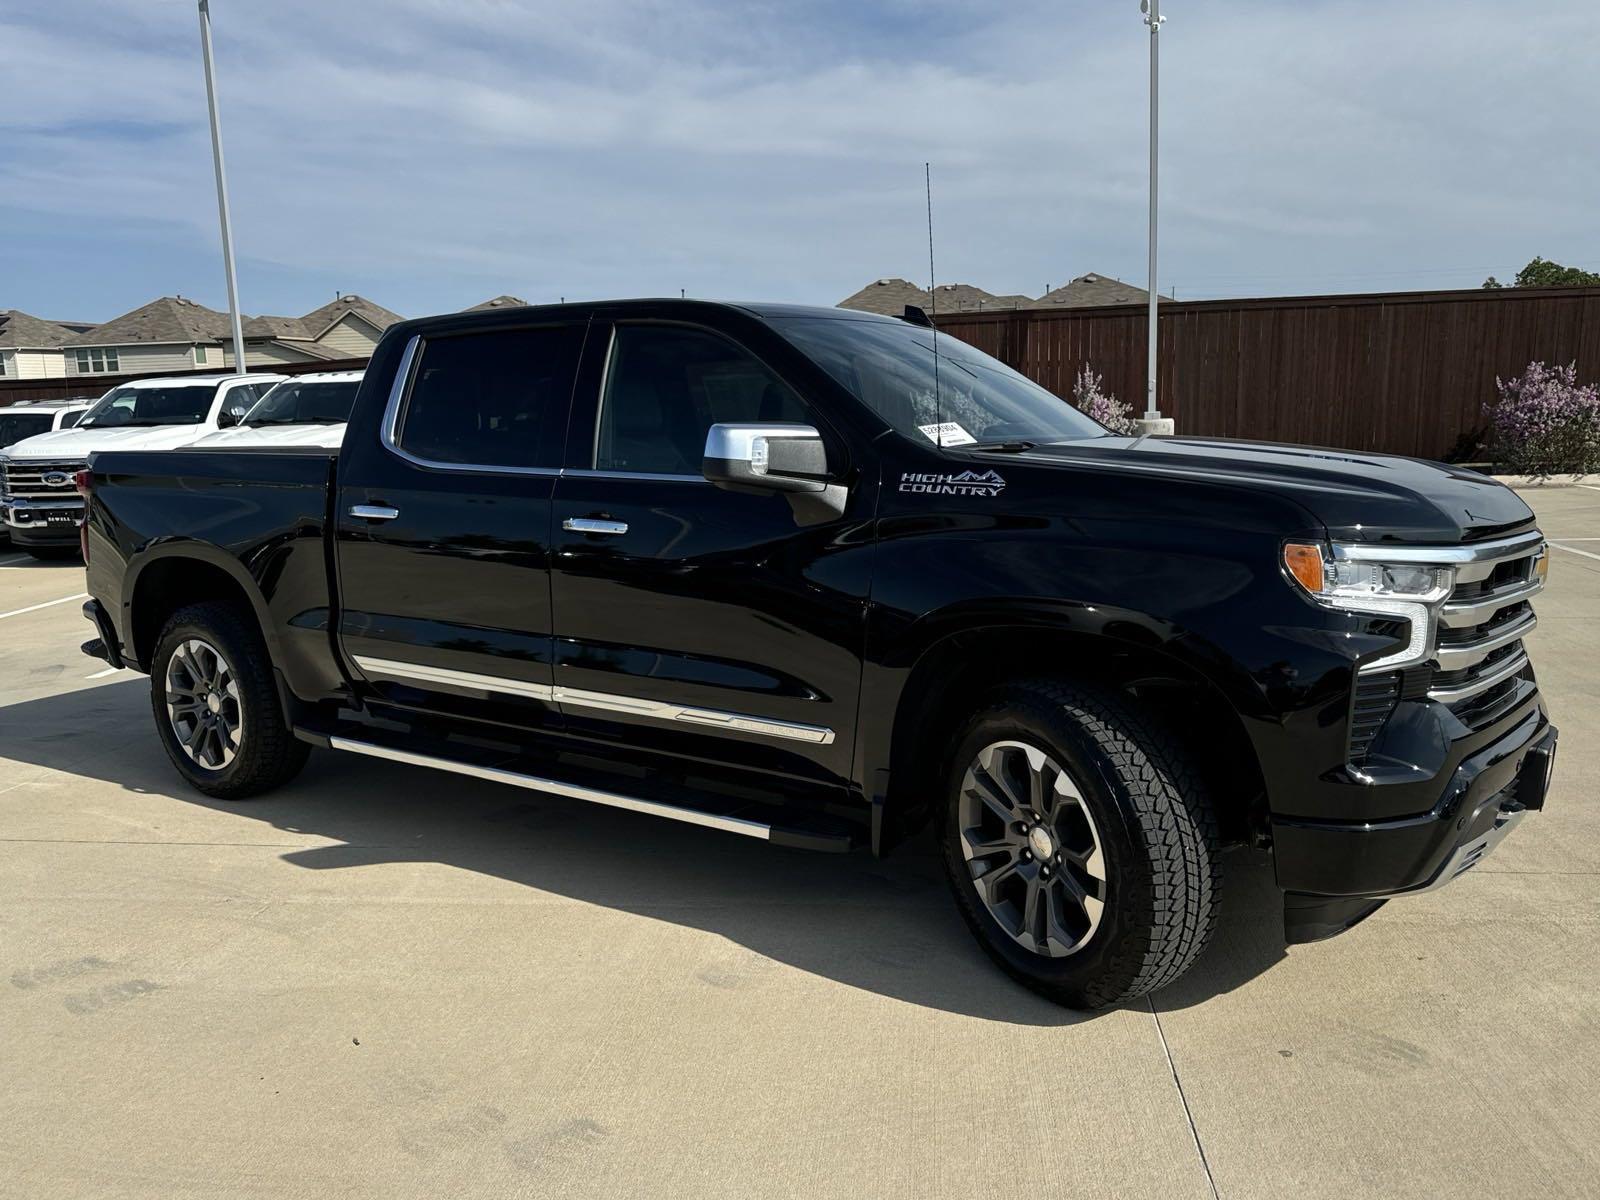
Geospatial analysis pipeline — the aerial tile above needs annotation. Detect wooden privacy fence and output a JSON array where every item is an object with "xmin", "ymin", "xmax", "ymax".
[
  {"xmin": 0, "ymin": 355, "xmax": 369, "ymax": 406},
  {"xmin": 935, "ymin": 285, "xmax": 1600, "ymax": 461}
]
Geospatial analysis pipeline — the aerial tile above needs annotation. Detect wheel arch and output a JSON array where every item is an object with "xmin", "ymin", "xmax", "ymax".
[
  {"xmin": 872, "ymin": 620, "xmax": 1270, "ymax": 856},
  {"xmin": 126, "ymin": 543, "xmax": 282, "ymax": 675}
]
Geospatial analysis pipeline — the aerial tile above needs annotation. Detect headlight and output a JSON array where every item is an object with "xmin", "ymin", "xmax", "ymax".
[{"xmin": 1283, "ymin": 541, "xmax": 1454, "ymax": 669}]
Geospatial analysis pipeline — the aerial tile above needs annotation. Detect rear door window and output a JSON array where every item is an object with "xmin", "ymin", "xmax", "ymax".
[{"xmin": 395, "ymin": 326, "xmax": 586, "ymax": 470}]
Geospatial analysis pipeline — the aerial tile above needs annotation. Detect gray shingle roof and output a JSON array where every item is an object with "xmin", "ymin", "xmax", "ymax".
[
  {"xmin": 261, "ymin": 338, "xmax": 349, "ymax": 361},
  {"xmin": 0, "ymin": 309, "xmax": 81, "ymax": 348},
  {"xmin": 466, "ymin": 295, "xmax": 530, "ymax": 311},
  {"xmin": 1032, "ymin": 273, "xmax": 1159, "ymax": 308},
  {"xmin": 837, "ymin": 278, "xmax": 933, "ymax": 316},
  {"xmin": 243, "ymin": 314, "xmax": 312, "ymax": 338},
  {"xmin": 65, "ymin": 296, "xmax": 230, "ymax": 346},
  {"xmin": 301, "ymin": 295, "xmax": 404, "ymax": 338},
  {"xmin": 838, "ymin": 278, "xmax": 1038, "ymax": 316}
]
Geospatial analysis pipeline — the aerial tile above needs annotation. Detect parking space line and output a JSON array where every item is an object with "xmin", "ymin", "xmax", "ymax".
[
  {"xmin": 0, "ymin": 554, "xmax": 32, "ymax": 567},
  {"xmin": 85, "ymin": 666, "xmax": 124, "ymax": 679},
  {"xmin": 0, "ymin": 592, "xmax": 88, "ymax": 621},
  {"xmin": 1550, "ymin": 542, "xmax": 1600, "ymax": 563}
]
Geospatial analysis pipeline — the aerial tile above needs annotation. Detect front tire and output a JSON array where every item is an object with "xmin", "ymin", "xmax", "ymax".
[
  {"xmin": 150, "ymin": 602, "xmax": 309, "ymax": 799},
  {"xmin": 941, "ymin": 679, "xmax": 1219, "ymax": 1010}
]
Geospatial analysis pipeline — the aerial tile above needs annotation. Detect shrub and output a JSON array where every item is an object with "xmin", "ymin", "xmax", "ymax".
[
  {"xmin": 1485, "ymin": 361, "xmax": 1600, "ymax": 478},
  {"xmin": 1072, "ymin": 365, "xmax": 1140, "ymax": 435}
]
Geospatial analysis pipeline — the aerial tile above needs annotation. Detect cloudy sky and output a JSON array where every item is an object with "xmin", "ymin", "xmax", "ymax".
[{"xmin": 4, "ymin": 0, "xmax": 1597, "ymax": 322}]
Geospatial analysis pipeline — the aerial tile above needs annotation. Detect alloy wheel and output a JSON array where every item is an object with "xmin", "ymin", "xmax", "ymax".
[
  {"xmin": 165, "ymin": 638, "xmax": 243, "ymax": 770},
  {"xmin": 958, "ymin": 740, "xmax": 1108, "ymax": 957}
]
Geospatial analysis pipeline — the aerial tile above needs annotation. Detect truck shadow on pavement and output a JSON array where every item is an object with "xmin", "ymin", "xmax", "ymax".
[{"xmin": 2, "ymin": 679, "xmax": 1289, "ymax": 1024}]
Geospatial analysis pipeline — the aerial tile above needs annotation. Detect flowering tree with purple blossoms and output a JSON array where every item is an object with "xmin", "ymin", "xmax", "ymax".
[
  {"xmin": 1072, "ymin": 365, "xmax": 1140, "ymax": 436},
  {"xmin": 1485, "ymin": 361, "xmax": 1600, "ymax": 479}
]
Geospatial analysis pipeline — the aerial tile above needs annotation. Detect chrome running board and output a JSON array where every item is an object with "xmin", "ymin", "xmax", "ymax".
[{"xmin": 326, "ymin": 736, "xmax": 774, "ymax": 841}]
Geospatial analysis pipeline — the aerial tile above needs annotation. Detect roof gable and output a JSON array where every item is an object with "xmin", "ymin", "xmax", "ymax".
[
  {"xmin": 838, "ymin": 278, "xmax": 1037, "ymax": 316},
  {"xmin": 66, "ymin": 296, "xmax": 230, "ymax": 346},
  {"xmin": 466, "ymin": 295, "xmax": 530, "ymax": 311},
  {"xmin": 301, "ymin": 295, "xmax": 403, "ymax": 340},
  {"xmin": 0, "ymin": 309, "xmax": 81, "ymax": 349},
  {"xmin": 1033, "ymin": 273, "xmax": 1157, "ymax": 308}
]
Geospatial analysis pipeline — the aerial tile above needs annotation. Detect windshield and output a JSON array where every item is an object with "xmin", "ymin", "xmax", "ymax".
[
  {"xmin": 0, "ymin": 410, "xmax": 55, "ymax": 448},
  {"xmin": 78, "ymin": 384, "xmax": 218, "ymax": 429},
  {"xmin": 243, "ymin": 379, "xmax": 360, "ymax": 427},
  {"xmin": 773, "ymin": 316, "xmax": 1108, "ymax": 446}
]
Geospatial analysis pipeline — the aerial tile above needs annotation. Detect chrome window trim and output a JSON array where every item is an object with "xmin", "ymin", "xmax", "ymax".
[
  {"xmin": 350, "ymin": 654, "xmax": 834, "ymax": 744},
  {"xmin": 328, "ymin": 737, "xmax": 772, "ymax": 841},
  {"xmin": 377, "ymin": 332, "xmax": 562, "ymax": 478},
  {"xmin": 563, "ymin": 468, "xmax": 709, "ymax": 484}
]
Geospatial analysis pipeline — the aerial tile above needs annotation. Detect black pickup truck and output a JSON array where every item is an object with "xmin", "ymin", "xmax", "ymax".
[{"xmin": 79, "ymin": 299, "xmax": 1557, "ymax": 1009}]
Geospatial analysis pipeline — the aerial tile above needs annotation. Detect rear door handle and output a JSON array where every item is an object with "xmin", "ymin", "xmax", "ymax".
[
  {"xmin": 349, "ymin": 504, "xmax": 400, "ymax": 522},
  {"xmin": 563, "ymin": 517, "xmax": 628, "ymax": 536}
]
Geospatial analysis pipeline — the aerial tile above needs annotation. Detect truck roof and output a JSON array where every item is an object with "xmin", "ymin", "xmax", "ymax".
[{"xmin": 110, "ymin": 372, "xmax": 286, "ymax": 390}]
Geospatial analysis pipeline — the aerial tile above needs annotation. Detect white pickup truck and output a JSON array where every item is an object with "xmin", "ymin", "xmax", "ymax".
[
  {"xmin": 188, "ymin": 370, "xmax": 363, "ymax": 451},
  {"xmin": 0, "ymin": 372, "xmax": 284, "ymax": 557}
]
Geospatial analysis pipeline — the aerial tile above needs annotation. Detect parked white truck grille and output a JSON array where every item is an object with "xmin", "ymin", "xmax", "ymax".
[
  {"xmin": 1427, "ymin": 532, "xmax": 1545, "ymax": 713},
  {"xmin": 1, "ymin": 460, "xmax": 85, "ymax": 503}
]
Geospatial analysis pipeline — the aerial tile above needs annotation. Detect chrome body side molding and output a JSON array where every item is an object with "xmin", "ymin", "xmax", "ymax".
[{"xmin": 349, "ymin": 655, "xmax": 835, "ymax": 745}]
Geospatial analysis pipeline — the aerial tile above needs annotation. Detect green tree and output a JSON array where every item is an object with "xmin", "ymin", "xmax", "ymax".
[{"xmin": 1483, "ymin": 256, "xmax": 1600, "ymax": 288}]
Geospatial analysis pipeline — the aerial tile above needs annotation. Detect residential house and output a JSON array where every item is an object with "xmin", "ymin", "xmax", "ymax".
[
  {"xmin": 61, "ymin": 294, "xmax": 405, "ymax": 378},
  {"xmin": 837, "ymin": 272, "xmax": 1160, "ymax": 317},
  {"xmin": 0, "ymin": 310, "xmax": 92, "ymax": 379},
  {"xmin": 837, "ymin": 279, "xmax": 1035, "ymax": 317},
  {"xmin": 1032, "ymin": 273, "xmax": 1160, "ymax": 308},
  {"xmin": 466, "ymin": 295, "xmax": 530, "ymax": 311}
]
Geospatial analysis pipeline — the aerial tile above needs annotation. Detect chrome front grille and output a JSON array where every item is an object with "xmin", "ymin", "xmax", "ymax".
[
  {"xmin": 0, "ymin": 460, "xmax": 85, "ymax": 503},
  {"xmin": 1426, "ymin": 531, "xmax": 1545, "ymax": 713}
]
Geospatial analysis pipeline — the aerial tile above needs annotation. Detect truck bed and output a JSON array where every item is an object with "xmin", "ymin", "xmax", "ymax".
[{"xmin": 85, "ymin": 448, "xmax": 340, "ymax": 697}]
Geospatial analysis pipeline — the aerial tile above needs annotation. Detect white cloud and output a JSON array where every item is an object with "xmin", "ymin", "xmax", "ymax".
[{"xmin": 2, "ymin": 0, "xmax": 1597, "ymax": 317}]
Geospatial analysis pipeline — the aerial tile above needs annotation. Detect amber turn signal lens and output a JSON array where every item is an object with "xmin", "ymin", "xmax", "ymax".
[
  {"xmin": 1534, "ymin": 549, "xmax": 1550, "ymax": 581},
  {"xmin": 1282, "ymin": 542, "xmax": 1326, "ymax": 594}
]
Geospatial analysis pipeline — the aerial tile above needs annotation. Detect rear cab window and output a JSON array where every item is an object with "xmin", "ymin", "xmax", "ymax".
[{"xmin": 390, "ymin": 325, "xmax": 587, "ymax": 470}]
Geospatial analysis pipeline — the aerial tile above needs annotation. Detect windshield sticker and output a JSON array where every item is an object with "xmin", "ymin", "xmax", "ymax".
[
  {"xmin": 917, "ymin": 421, "xmax": 976, "ymax": 447},
  {"xmin": 899, "ymin": 469, "xmax": 1006, "ymax": 497}
]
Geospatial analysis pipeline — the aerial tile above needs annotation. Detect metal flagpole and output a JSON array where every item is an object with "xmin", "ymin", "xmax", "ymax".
[
  {"xmin": 198, "ymin": 0, "xmax": 247, "ymax": 376},
  {"xmin": 1140, "ymin": 0, "xmax": 1168, "ymax": 431}
]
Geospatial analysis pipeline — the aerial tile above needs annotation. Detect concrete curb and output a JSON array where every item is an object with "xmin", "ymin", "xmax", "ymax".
[{"xmin": 1493, "ymin": 474, "xmax": 1596, "ymax": 489}]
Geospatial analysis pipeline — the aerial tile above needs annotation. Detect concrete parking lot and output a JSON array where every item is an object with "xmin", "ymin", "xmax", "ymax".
[{"xmin": 2, "ymin": 487, "xmax": 1597, "ymax": 1199}]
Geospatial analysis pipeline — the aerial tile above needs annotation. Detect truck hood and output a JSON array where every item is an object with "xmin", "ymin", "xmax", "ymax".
[
  {"xmin": 3, "ymin": 423, "xmax": 213, "ymax": 461},
  {"xmin": 187, "ymin": 423, "xmax": 347, "ymax": 450},
  {"xmin": 1014, "ymin": 435, "xmax": 1535, "ymax": 544}
]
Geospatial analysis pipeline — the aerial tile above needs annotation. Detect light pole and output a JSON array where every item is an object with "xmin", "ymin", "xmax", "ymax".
[
  {"xmin": 1139, "ymin": 0, "xmax": 1172, "ymax": 434},
  {"xmin": 198, "ymin": 0, "xmax": 246, "ymax": 375}
]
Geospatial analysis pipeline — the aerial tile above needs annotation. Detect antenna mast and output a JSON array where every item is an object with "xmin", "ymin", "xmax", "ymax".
[{"xmin": 926, "ymin": 162, "xmax": 944, "ymax": 446}]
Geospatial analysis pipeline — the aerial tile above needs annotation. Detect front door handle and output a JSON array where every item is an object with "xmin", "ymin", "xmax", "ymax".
[
  {"xmin": 563, "ymin": 517, "xmax": 629, "ymax": 536},
  {"xmin": 349, "ymin": 504, "xmax": 400, "ymax": 522}
]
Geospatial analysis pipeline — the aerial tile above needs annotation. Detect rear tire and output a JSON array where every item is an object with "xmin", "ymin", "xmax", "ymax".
[
  {"xmin": 941, "ymin": 679, "xmax": 1220, "ymax": 1010},
  {"xmin": 150, "ymin": 602, "xmax": 309, "ymax": 799}
]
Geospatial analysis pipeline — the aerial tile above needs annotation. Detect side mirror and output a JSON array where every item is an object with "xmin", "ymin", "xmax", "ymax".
[
  {"xmin": 702, "ymin": 423, "xmax": 829, "ymax": 494},
  {"xmin": 216, "ymin": 403, "xmax": 249, "ymax": 429}
]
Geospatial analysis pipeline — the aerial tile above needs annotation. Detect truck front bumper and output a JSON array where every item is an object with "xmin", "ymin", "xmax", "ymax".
[
  {"xmin": 2, "ymin": 500, "xmax": 84, "ymax": 547},
  {"xmin": 1273, "ymin": 707, "xmax": 1557, "ymax": 943}
]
